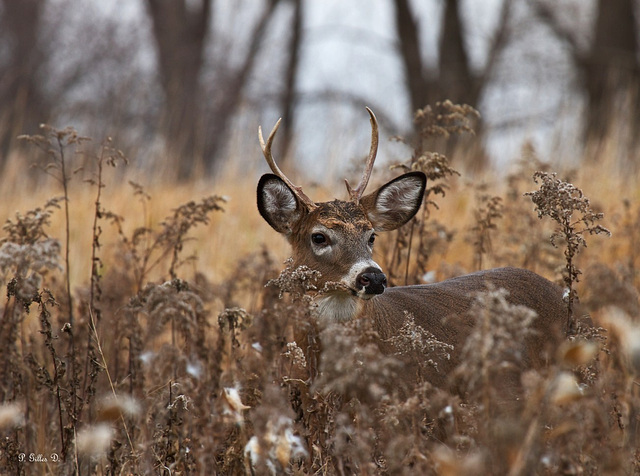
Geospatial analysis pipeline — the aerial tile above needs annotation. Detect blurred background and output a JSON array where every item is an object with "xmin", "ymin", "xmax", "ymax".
[{"xmin": 1, "ymin": 0, "xmax": 639, "ymax": 182}]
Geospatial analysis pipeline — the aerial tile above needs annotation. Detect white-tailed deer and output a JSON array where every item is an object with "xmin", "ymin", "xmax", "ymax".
[{"xmin": 257, "ymin": 108, "xmax": 565, "ymax": 388}]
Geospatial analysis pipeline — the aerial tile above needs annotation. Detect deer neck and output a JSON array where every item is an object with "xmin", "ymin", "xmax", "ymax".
[{"xmin": 313, "ymin": 291, "xmax": 367, "ymax": 324}]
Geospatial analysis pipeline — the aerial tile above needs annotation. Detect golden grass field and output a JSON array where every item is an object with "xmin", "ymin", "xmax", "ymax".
[
  {"xmin": 0, "ymin": 117, "xmax": 639, "ymax": 474},
  {"xmin": 2, "ymin": 142, "xmax": 634, "ymax": 294}
]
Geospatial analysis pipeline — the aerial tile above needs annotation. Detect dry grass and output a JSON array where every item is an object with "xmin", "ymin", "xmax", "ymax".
[{"xmin": 0, "ymin": 114, "xmax": 638, "ymax": 475}]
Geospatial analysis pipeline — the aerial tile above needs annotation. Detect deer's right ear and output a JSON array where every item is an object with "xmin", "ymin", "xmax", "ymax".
[{"xmin": 257, "ymin": 174, "xmax": 306, "ymax": 235}]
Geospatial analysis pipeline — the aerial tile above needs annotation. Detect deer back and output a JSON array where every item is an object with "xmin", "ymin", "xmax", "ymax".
[{"xmin": 366, "ymin": 267, "xmax": 565, "ymax": 384}]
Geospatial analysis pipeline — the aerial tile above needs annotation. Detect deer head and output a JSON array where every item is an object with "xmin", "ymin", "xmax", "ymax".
[{"xmin": 257, "ymin": 109, "xmax": 426, "ymax": 320}]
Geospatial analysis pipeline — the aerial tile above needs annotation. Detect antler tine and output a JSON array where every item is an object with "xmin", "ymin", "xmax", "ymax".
[
  {"xmin": 345, "ymin": 107, "xmax": 379, "ymax": 204},
  {"xmin": 259, "ymin": 119, "xmax": 317, "ymax": 210}
]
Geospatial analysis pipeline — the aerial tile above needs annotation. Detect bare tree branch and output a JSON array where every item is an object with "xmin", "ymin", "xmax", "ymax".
[
  {"xmin": 527, "ymin": 0, "xmax": 583, "ymax": 61},
  {"xmin": 202, "ymin": 0, "xmax": 280, "ymax": 173},
  {"xmin": 478, "ymin": 0, "xmax": 514, "ymax": 92}
]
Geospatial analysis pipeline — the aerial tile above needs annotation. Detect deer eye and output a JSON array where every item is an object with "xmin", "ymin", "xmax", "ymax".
[
  {"xmin": 311, "ymin": 233, "xmax": 327, "ymax": 245},
  {"xmin": 368, "ymin": 233, "xmax": 376, "ymax": 246}
]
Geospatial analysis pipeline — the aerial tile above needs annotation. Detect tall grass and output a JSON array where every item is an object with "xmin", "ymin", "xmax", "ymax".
[{"xmin": 0, "ymin": 114, "xmax": 638, "ymax": 475}]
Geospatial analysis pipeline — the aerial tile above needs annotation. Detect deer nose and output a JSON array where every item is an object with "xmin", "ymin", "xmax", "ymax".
[{"xmin": 356, "ymin": 267, "xmax": 387, "ymax": 295}]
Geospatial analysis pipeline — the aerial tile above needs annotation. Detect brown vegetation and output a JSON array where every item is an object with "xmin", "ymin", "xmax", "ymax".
[{"xmin": 0, "ymin": 110, "xmax": 638, "ymax": 475}]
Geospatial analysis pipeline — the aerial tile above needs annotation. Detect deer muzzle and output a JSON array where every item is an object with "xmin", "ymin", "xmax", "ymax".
[{"xmin": 356, "ymin": 267, "xmax": 387, "ymax": 296}]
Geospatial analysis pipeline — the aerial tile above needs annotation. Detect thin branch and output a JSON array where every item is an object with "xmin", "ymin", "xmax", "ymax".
[{"xmin": 527, "ymin": 0, "xmax": 583, "ymax": 57}]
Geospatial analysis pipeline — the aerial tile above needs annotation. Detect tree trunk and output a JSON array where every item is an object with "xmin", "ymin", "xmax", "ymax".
[
  {"xmin": 201, "ymin": 0, "xmax": 279, "ymax": 174},
  {"xmin": 0, "ymin": 0, "xmax": 50, "ymax": 170},
  {"xmin": 393, "ymin": 0, "xmax": 490, "ymax": 170},
  {"xmin": 532, "ymin": 0, "xmax": 639, "ymax": 155},
  {"xmin": 145, "ymin": 0, "xmax": 212, "ymax": 180},
  {"xmin": 279, "ymin": 0, "xmax": 303, "ymax": 163},
  {"xmin": 584, "ymin": 0, "xmax": 639, "ymax": 142},
  {"xmin": 439, "ymin": 0, "xmax": 477, "ymax": 106},
  {"xmin": 394, "ymin": 0, "xmax": 429, "ymax": 114}
]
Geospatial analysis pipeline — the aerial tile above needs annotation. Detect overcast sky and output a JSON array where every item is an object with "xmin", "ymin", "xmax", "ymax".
[{"xmin": 53, "ymin": 0, "xmax": 588, "ymax": 177}]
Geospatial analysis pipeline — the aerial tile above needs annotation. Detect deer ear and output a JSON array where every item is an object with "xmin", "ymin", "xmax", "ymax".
[
  {"xmin": 257, "ymin": 174, "xmax": 306, "ymax": 235},
  {"xmin": 360, "ymin": 172, "xmax": 426, "ymax": 231}
]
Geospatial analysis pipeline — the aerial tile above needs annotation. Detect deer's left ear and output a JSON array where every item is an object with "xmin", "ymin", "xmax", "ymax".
[{"xmin": 360, "ymin": 171, "xmax": 426, "ymax": 231}]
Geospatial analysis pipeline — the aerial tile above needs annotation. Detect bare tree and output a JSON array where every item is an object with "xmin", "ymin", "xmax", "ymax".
[
  {"xmin": 531, "ymin": 0, "xmax": 640, "ymax": 150},
  {"xmin": 394, "ymin": 0, "xmax": 510, "ymax": 114},
  {"xmin": 200, "ymin": 0, "xmax": 280, "ymax": 175},
  {"xmin": 278, "ymin": 0, "xmax": 303, "ymax": 163},
  {"xmin": 145, "ymin": 0, "xmax": 212, "ymax": 179},
  {"xmin": 0, "ymin": 0, "xmax": 51, "ymax": 169},
  {"xmin": 438, "ymin": 0, "xmax": 475, "ymax": 106},
  {"xmin": 394, "ymin": 0, "xmax": 428, "ymax": 113},
  {"xmin": 393, "ymin": 0, "xmax": 511, "ymax": 168},
  {"xmin": 145, "ymin": 0, "xmax": 285, "ymax": 178}
]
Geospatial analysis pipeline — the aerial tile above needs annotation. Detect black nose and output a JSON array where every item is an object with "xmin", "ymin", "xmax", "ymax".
[{"xmin": 356, "ymin": 267, "xmax": 387, "ymax": 295}]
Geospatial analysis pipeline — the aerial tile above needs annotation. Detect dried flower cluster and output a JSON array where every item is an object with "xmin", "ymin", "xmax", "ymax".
[
  {"xmin": 387, "ymin": 105, "xmax": 464, "ymax": 286},
  {"xmin": 387, "ymin": 311, "xmax": 454, "ymax": 372},
  {"xmin": 469, "ymin": 189, "xmax": 504, "ymax": 270},
  {"xmin": 453, "ymin": 287, "xmax": 538, "ymax": 410},
  {"xmin": 267, "ymin": 258, "xmax": 321, "ymax": 301},
  {"xmin": 526, "ymin": 171, "xmax": 611, "ymax": 334},
  {"xmin": 413, "ymin": 100, "xmax": 480, "ymax": 141}
]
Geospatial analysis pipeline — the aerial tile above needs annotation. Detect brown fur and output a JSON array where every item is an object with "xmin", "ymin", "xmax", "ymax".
[{"xmin": 365, "ymin": 267, "xmax": 565, "ymax": 389}]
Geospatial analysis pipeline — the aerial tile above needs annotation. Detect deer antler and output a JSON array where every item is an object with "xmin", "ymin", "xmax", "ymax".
[
  {"xmin": 345, "ymin": 107, "xmax": 379, "ymax": 204},
  {"xmin": 259, "ymin": 119, "xmax": 317, "ymax": 210}
]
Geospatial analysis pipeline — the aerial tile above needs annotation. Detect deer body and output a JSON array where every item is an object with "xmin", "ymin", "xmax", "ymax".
[
  {"xmin": 256, "ymin": 109, "xmax": 565, "ymax": 388},
  {"xmin": 362, "ymin": 268, "xmax": 564, "ymax": 378}
]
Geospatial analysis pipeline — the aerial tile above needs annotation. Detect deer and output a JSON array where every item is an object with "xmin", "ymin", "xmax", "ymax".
[{"xmin": 256, "ymin": 108, "xmax": 567, "ymax": 392}]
